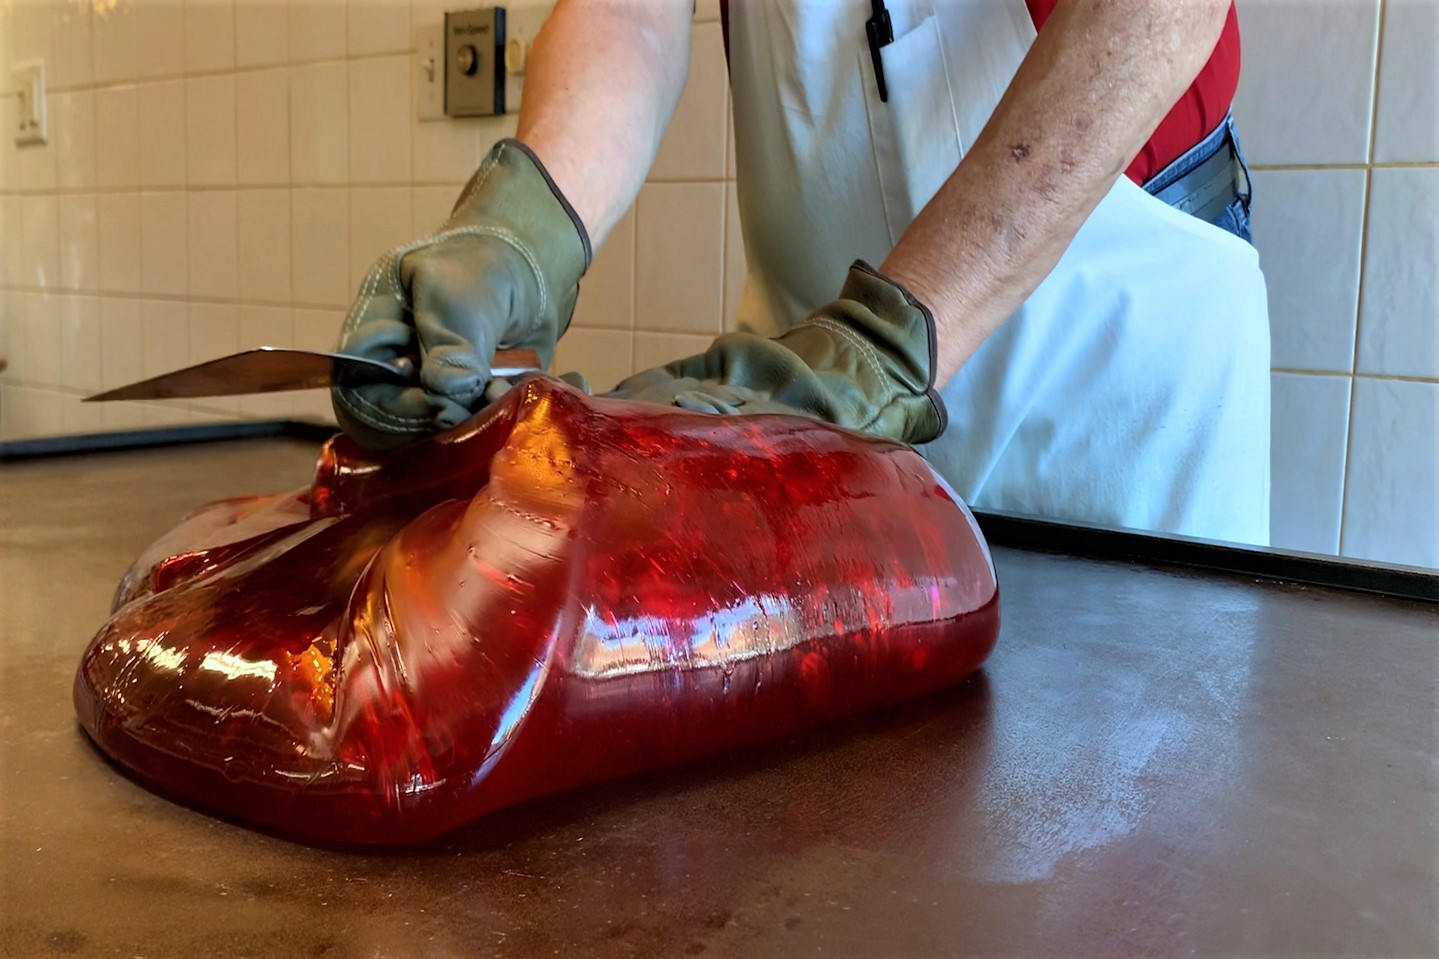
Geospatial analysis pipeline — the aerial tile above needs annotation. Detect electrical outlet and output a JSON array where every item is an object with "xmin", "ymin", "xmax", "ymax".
[
  {"xmin": 501, "ymin": 1, "xmax": 553, "ymax": 112},
  {"xmin": 415, "ymin": 25, "xmax": 445, "ymax": 123},
  {"xmin": 13, "ymin": 61, "xmax": 47, "ymax": 146}
]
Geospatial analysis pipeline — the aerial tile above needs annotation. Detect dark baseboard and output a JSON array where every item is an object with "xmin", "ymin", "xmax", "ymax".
[
  {"xmin": 0, "ymin": 420, "xmax": 336, "ymax": 462},
  {"xmin": 972, "ymin": 509, "xmax": 1438, "ymax": 604},
  {"xmin": 4, "ymin": 423, "xmax": 1431, "ymax": 603}
]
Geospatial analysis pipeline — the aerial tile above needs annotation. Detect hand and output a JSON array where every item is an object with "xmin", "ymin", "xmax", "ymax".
[
  {"xmin": 606, "ymin": 262, "xmax": 947, "ymax": 446},
  {"xmin": 332, "ymin": 139, "xmax": 591, "ymax": 450}
]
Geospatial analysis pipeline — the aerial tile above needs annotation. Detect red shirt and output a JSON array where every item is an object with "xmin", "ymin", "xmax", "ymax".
[{"xmin": 1025, "ymin": 1, "xmax": 1241, "ymax": 184}]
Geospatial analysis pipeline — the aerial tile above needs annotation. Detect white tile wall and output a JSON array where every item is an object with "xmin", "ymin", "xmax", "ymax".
[
  {"xmin": 1251, "ymin": 169, "xmax": 1366, "ymax": 372},
  {"xmin": 1342, "ymin": 378, "xmax": 1439, "ymax": 568},
  {"xmin": 347, "ymin": 186, "xmax": 413, "ymax": 290},
  {"xmin": 348, "ymin": 0, "xmax": 410, "ymax": 57},
  {"xmin": 185, "ymin": 74, "xmax": 238, "ymax": 185},
  {"xmin": 96, "ymin": 192, "xmax": 141, "ymax": 292},
  {"xmin": 143, "ymin": 298, "xmax": 190, "ymax": 378},
  {"xmin": 98, "ymin": 297, "xmax": 144, "ymax": 388},
  {"xmin": 136, "ymin": 0, "xmax": 187, "ymax": 81},
  {"xmin": 57, "ymin": 194, "xmax": 98, "ymax": 291},
  {"xmin": 0, "ymin": 0, "xmax": 1434, "ymax": 573},
  {"xmin": 411, "ymin": 185, "xmax": 458, "ymax": 233},
  {"xmin": 1270, "ymin": 372, "xmax": 1351, "ymax": 554},
  {"xmin": 140, "ymin": 191, "xmax": 189, "ymax": 296},
  {"xmin": 635, "ymin": 182, "xmax": 726, "ymax": 336},
  {"xmin": 290, "ymin": 61, "xmax": 349, "ymax": 184},
  {"xmin": 291, "ymin": 187, "xmax": 350, "ymax": 306},
  {"xmin": 57, "ymin": 294, "xmax": 101, "ymax": 395},
  {"xmin": 19, "ymin": 195, "xmax": 59, "ymax": 289},
  {"xmin": 552, "ymin": 329, "xmax": 634, "ymax": 395},
  {"xmin": 51, "ymin": 0, "xmax": 94, "ymax": 90},
  {"xmin": 185, "ymin": 0, "xmax": 237, "ymax": 73},
  {"xmin": 237, "ymin": 188, "xmax": 293, "ymax": 303},
  {"xmin": 573, "ymin": 209, "xmax": 636, "ymax": 332},
  {"xmin": 1357, "ymin": 166, "xmax": 1439, "ymax": 379},
  {"xmin": 189, "ymin": 300, "xmax": 241, "ymax": 416},
  {"xmin": 186, "ymin": 190, "xmax": 238, "ymax": 298},
  {"xmin": 1238, "ymin": 0, "xmax": 1439, "ymax": 569},
  {"xmin": 348, "ymin": 55, "xmax": 411, "ymax": 184},
  {"xmin": 235, "ymin": 0, "xmax": 288, "ymax": 68},
  {"xmin": 92, "ymin": 1, "xmax": 139, "ymax": 85},
  {"xmin": 649, "ymin": 22, "xmax": 728, "ymax": 182},
  {"xmin": 632, "ymin": 331, "xmax": 715, "ymax": 372},
  {"xmin": 1232, "ymin": 0, "xmax": 1381, "ymax": 165},
  {"xmin": 138, "ymin": 79, "xmax": 187, "ymax": 187},
  {"xmin": 94, "ymin": 84, "xmax": 140, "ymax": 188},
  {"xmin": 412, "ymin": 114, "xmax": 481, "ymax": 183},
  {"xmin": 51, "ymin": 90, "xmax": 96, "ymax": 188},
  {"xmin": 289, "ymin": 0, "xmax": 348, "ymax": 64},
  {"xmin": 12, "ymin": 0, "xmax": 54, "ymax": 67},
  {"xmin": 1373, "ymin": 0, "xmax": 1439, "ymax": 162},
  {"xmin": 236, "ymin": 68, "xmax": 290, "ymax": 184}
]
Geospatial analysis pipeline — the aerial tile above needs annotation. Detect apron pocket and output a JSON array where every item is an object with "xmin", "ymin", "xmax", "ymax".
[{"xmin": 858, "ymin": 13, "xmax": 964, "ymax": 245}]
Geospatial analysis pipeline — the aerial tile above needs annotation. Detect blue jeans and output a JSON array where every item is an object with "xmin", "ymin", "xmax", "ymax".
[{"xmin": 1142, "ymin": 111, "xmax": 1253, "ymax": 244}]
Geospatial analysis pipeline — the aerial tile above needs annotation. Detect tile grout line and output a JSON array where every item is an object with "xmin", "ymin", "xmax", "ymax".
[
  {"xmin": 229, "ymin": 0, "xmax": 243, "ymax": 424},
  {"xmin": 1249, "ymin": 161, "xmax": 1439, "ymax": 172},
  {"xmin": 44, "ymin": 50, "xmax": 418, "ymax": 97},
  {"xmin": 1271, "ymin": 369, "xmax": 1439, "ymax": 386},
  {"xmin": 285, "ymin": 0, "xmax": 298, "ymax": 419},
  {"xmin": 230, "ymin": 12, "xmax": 245, "ymax": 420},
  {"xmin": 0, "ymin": 182, "xmax": 476, "ymax": 197},
  {"xmin": 1337, "ymin": 0, "xmax": 1390, "ymax": 558},
  {"xmin": 0, "ymin": 284, "xmax": 353, "ymax": 312}
]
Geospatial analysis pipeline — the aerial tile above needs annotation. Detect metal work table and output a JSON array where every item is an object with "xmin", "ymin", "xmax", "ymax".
[{"xmin": 1, "ymin": 437, "xmax": 1434, "ymax": 958}]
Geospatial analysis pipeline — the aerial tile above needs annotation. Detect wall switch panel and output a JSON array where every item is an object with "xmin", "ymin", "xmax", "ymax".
[
  {"xmin": 418, "ymin": 5, "xmax": 550, "ymax": 122},
  {"xmin": 445, "ymin": 7, "xmax": 506, "ymax": 118},
  {"xmin": 415, "ymin": 25, "xmax": 446, "ymax": 122},
  {"xmin": 13, "ymin": 61, "xmax": 47, "ymax": 146}
]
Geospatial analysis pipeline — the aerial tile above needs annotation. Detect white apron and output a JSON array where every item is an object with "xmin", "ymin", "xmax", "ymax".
[{"xmin": 726, "ymin": 0, "xmax": 1272, "ymax": 546}]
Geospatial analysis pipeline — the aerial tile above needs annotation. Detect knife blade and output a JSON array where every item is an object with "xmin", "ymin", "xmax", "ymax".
[{"xmin": 83, "ymin": 347, "xmax": 543, "ymax": 403}]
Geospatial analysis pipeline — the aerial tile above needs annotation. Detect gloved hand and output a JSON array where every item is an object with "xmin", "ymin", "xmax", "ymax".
[
  {"xmin": 607, "ymin": 262, "xmax": 947, "ymax": 446},
  {"xmin": 332, "ymin": 139, "xmax": 591, "ymax": 450}
]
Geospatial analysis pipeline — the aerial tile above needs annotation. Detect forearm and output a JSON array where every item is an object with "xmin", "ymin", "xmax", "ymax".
[
  {"xmin": 882, "ymin": 0, "xmax": 1231, "ymax": 383},
  {"xmin": 516, "ymin": 0, "xmax": 693, "ymax": 247}
]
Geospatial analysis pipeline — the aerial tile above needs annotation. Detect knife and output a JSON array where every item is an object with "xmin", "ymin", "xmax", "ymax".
[{"xmin": 83, "ymin": 347, "xmax": 543, "ymax": 403}]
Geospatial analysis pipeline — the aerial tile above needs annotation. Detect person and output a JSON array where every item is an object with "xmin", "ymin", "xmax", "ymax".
[{"xmin": 332, "ymin": 0, "xmax": 1270, "ymax": 546}]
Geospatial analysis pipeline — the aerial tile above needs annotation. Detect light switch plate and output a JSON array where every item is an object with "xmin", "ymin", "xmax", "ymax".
[
  {"xmin": 415, "ymin": 25, "xmax": 445, "ymax": 123},
  {"xmin": 13, "ymin": 61, "xmax": 47, "ymax": 146},
  {"xmin": 445, "ymin": 7, "xmax": 505, "ymax": 118}
]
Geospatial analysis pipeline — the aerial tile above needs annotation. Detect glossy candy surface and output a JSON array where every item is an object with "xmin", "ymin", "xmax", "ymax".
[{"xmin": 74, "ymin": 379, "xmax": 1000, "ymax": 846}]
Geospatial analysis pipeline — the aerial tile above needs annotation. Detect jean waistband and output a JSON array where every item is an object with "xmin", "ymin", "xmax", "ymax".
[{"xmin": 1144, "ymin": 112, "xmax": 1250, "ymax": 224}]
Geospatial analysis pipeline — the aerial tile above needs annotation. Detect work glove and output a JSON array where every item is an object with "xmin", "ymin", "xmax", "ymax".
[
  {"xmin": 332, "ymin": 138, "xmax": 591, "ymax": 450},
  {"xmin": 607, "ymin": 262, "xmax": 947, "ymax": 446}
]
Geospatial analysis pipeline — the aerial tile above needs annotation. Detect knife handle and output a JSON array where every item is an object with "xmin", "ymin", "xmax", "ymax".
[
  {"xmin": 490, "ymin": 348, "xmax": 543, "ymax": 377},
  {"xmin": 386, "ymin": 348, "xmax": 541, "ymax": 382}
]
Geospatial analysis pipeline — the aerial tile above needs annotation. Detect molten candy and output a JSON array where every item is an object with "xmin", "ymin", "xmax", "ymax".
[{"xmin": 74, "ymin": 379, "xmax": 999, "ymax": 845}]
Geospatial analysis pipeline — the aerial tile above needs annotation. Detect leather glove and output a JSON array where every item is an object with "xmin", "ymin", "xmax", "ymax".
[
  {"xmin": 607, "ymin": 262, "xmax": 947, "ymax": 446},
  {"xmin": 332, "ymin": 139, "xmax": 591, "ymax": 450}
]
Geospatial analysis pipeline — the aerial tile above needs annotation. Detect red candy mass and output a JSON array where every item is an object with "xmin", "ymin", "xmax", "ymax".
[{"xmin": 73, "ymin": 379, "xmax": 999, "ymax": 845}]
